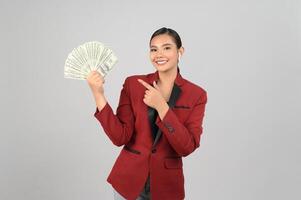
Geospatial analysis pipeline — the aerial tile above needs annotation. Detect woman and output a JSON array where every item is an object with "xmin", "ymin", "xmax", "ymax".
[{"xmin": 87, "ymin": 27, "xmax": 207, "ymax": 200}]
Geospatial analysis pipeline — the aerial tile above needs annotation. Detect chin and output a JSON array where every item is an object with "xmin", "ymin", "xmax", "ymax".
[
  {"xmin": 157, "ymin": 65, "xmax": 177, "ymax": 72},
  {"xmin": 152, "ymin": 63, "xmax": 169, "ymax": 70},
  {"xmin": 154, "ymin": 65, "xmax": 168, "ymax": 72}
]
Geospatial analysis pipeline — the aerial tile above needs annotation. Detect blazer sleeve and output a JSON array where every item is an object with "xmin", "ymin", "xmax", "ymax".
[
  {"xmin": 155, "ymin": 91, "xmax": 207, "ymax": 157},
  {"xmin": 93, "ymin": 77, "xmax": 135, "ymax": 146}
]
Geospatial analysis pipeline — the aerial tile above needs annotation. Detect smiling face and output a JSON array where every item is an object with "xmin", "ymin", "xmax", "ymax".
[{"xmin": 149, "ymin": 34, "xmax": 184, "ymax": 72}]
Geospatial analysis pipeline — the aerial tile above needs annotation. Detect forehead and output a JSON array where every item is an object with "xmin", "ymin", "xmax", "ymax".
[{"xmin": 150, "ymin": 34, "xmax": 176, "ymax": 47}]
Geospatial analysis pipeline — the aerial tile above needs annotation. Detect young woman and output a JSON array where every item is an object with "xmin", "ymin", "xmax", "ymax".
[{"xmin": 87, "ymin": 27, "xmax": 207, "ymax": 200}]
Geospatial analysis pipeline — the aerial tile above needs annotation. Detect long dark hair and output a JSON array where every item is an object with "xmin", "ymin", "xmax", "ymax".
[{"xmin": 149, "ymin": 27, "xmax": 182, "ymax": 49}]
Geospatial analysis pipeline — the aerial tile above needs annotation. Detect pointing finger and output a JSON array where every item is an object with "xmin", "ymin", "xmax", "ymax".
[{"xmin": 137, "ymin": 79, "xmax": 153, "ymax": 90}]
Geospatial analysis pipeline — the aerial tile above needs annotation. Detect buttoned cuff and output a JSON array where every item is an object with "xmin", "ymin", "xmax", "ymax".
[{"xmin": 155, "ymin": 107, "xmax": 176, "ymax": 133}]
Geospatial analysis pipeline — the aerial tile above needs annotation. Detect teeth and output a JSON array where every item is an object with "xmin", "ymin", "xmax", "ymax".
[{"xmin": 156, "ymin": 60, "xmax": 167, "ymax": 64}]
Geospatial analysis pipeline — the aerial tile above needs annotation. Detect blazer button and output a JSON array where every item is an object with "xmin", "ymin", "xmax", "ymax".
[
  {"xmin": 168, "ymin": 127, "xmax": 175, "ymax": 133},
  {"xmin": 164, "ymin": 122, "xmax": 175, "ymax": 132},
  {"xmin": 151, "ymin": 149, "xmax": 157, "ymax": 153}
]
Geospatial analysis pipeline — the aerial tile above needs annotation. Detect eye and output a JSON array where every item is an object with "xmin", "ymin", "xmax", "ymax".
[
  {"xmin": 150, "ymin": 49, "xmax": 157, "ymax": 52},
  {"xmin": 164, "ymin": 47, "xmax": 171, "ymax": 50}
]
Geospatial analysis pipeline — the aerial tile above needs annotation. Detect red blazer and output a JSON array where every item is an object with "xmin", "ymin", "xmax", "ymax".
[{"xmin": 94, "ymin": 67, "xmax": 207, "ymax": 200}]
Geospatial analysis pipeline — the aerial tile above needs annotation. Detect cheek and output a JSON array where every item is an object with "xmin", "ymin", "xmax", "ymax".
[
  {"xmin": 166, "ymin": 51, "xmax": 177, "ymax": 59},
  {"xmin": 168, "ymin": 55, "xmax": 178, "ymax": 62},
  {"xmin": 149, "ymin": 53, "xmax": 155, "ymax": 61}
]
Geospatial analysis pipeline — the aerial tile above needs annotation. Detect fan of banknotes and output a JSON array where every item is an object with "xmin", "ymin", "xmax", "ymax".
[{"xmin": 64, "ymin": 41, "xmax": 118, "ymax": 80}]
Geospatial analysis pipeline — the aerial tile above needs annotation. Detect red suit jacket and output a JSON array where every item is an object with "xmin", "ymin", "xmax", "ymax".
[{"xmin": 94, "ymin": 67, "xmax": 207, "ymax": 200}]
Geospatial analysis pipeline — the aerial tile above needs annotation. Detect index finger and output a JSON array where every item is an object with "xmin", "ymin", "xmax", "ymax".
[{"xmin": 137, "ymin": 79, "xmax": 153, "ymax": 90}]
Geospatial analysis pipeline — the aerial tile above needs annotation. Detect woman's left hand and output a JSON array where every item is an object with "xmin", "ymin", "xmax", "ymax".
[{"xmin": 137, "ymin": 79, "xmax": 166, "ymax": 110}]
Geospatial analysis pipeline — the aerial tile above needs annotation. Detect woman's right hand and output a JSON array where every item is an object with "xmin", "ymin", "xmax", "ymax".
[{"xmin": 86, "ymin": 70, "xmax": 105, "ymax": 95}]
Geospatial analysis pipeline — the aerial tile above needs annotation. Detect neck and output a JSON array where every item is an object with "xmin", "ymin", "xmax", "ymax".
[{"xmin": 157, "ymin": 66, "xmax": 178, "ymax": 86}]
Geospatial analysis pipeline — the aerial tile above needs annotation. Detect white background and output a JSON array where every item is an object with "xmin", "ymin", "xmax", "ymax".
[{"xmin": 0, "ymin": 0, "xmax": 300, "ymax": 199}]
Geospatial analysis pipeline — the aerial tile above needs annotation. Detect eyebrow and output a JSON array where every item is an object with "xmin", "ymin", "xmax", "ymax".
[{"xmin": 150, "ymin": 43, "xmax": 173, "ymax": 48}]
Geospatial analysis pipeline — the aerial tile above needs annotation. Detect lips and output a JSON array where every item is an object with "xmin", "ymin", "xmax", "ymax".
[{"xmin": 155, "ymin": 60, "xmax": 168, "ymax": 65}]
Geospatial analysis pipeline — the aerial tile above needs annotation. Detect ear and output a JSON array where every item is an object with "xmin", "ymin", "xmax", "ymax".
[
  {"xmin": 179, "ymin": 47, "xmax": 184, "ymax": 57},
  {"xmin": 178, "ymin": 47, "xmax": 184, "ymax": 60}
]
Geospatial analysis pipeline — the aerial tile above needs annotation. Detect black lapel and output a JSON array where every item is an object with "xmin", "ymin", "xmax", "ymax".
[
  {"xmin": 147, "ymin": 83, "xmax": 182, "ymax": 147},
  {"xmin": 147, "ymin": 106, "xmax": 158, "ymax": 142}
]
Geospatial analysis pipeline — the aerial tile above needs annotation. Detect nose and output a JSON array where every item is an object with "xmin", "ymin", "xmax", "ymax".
[{"xmin": 155, "ymin": 49, "xmax": 164, "ymax": 58}]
